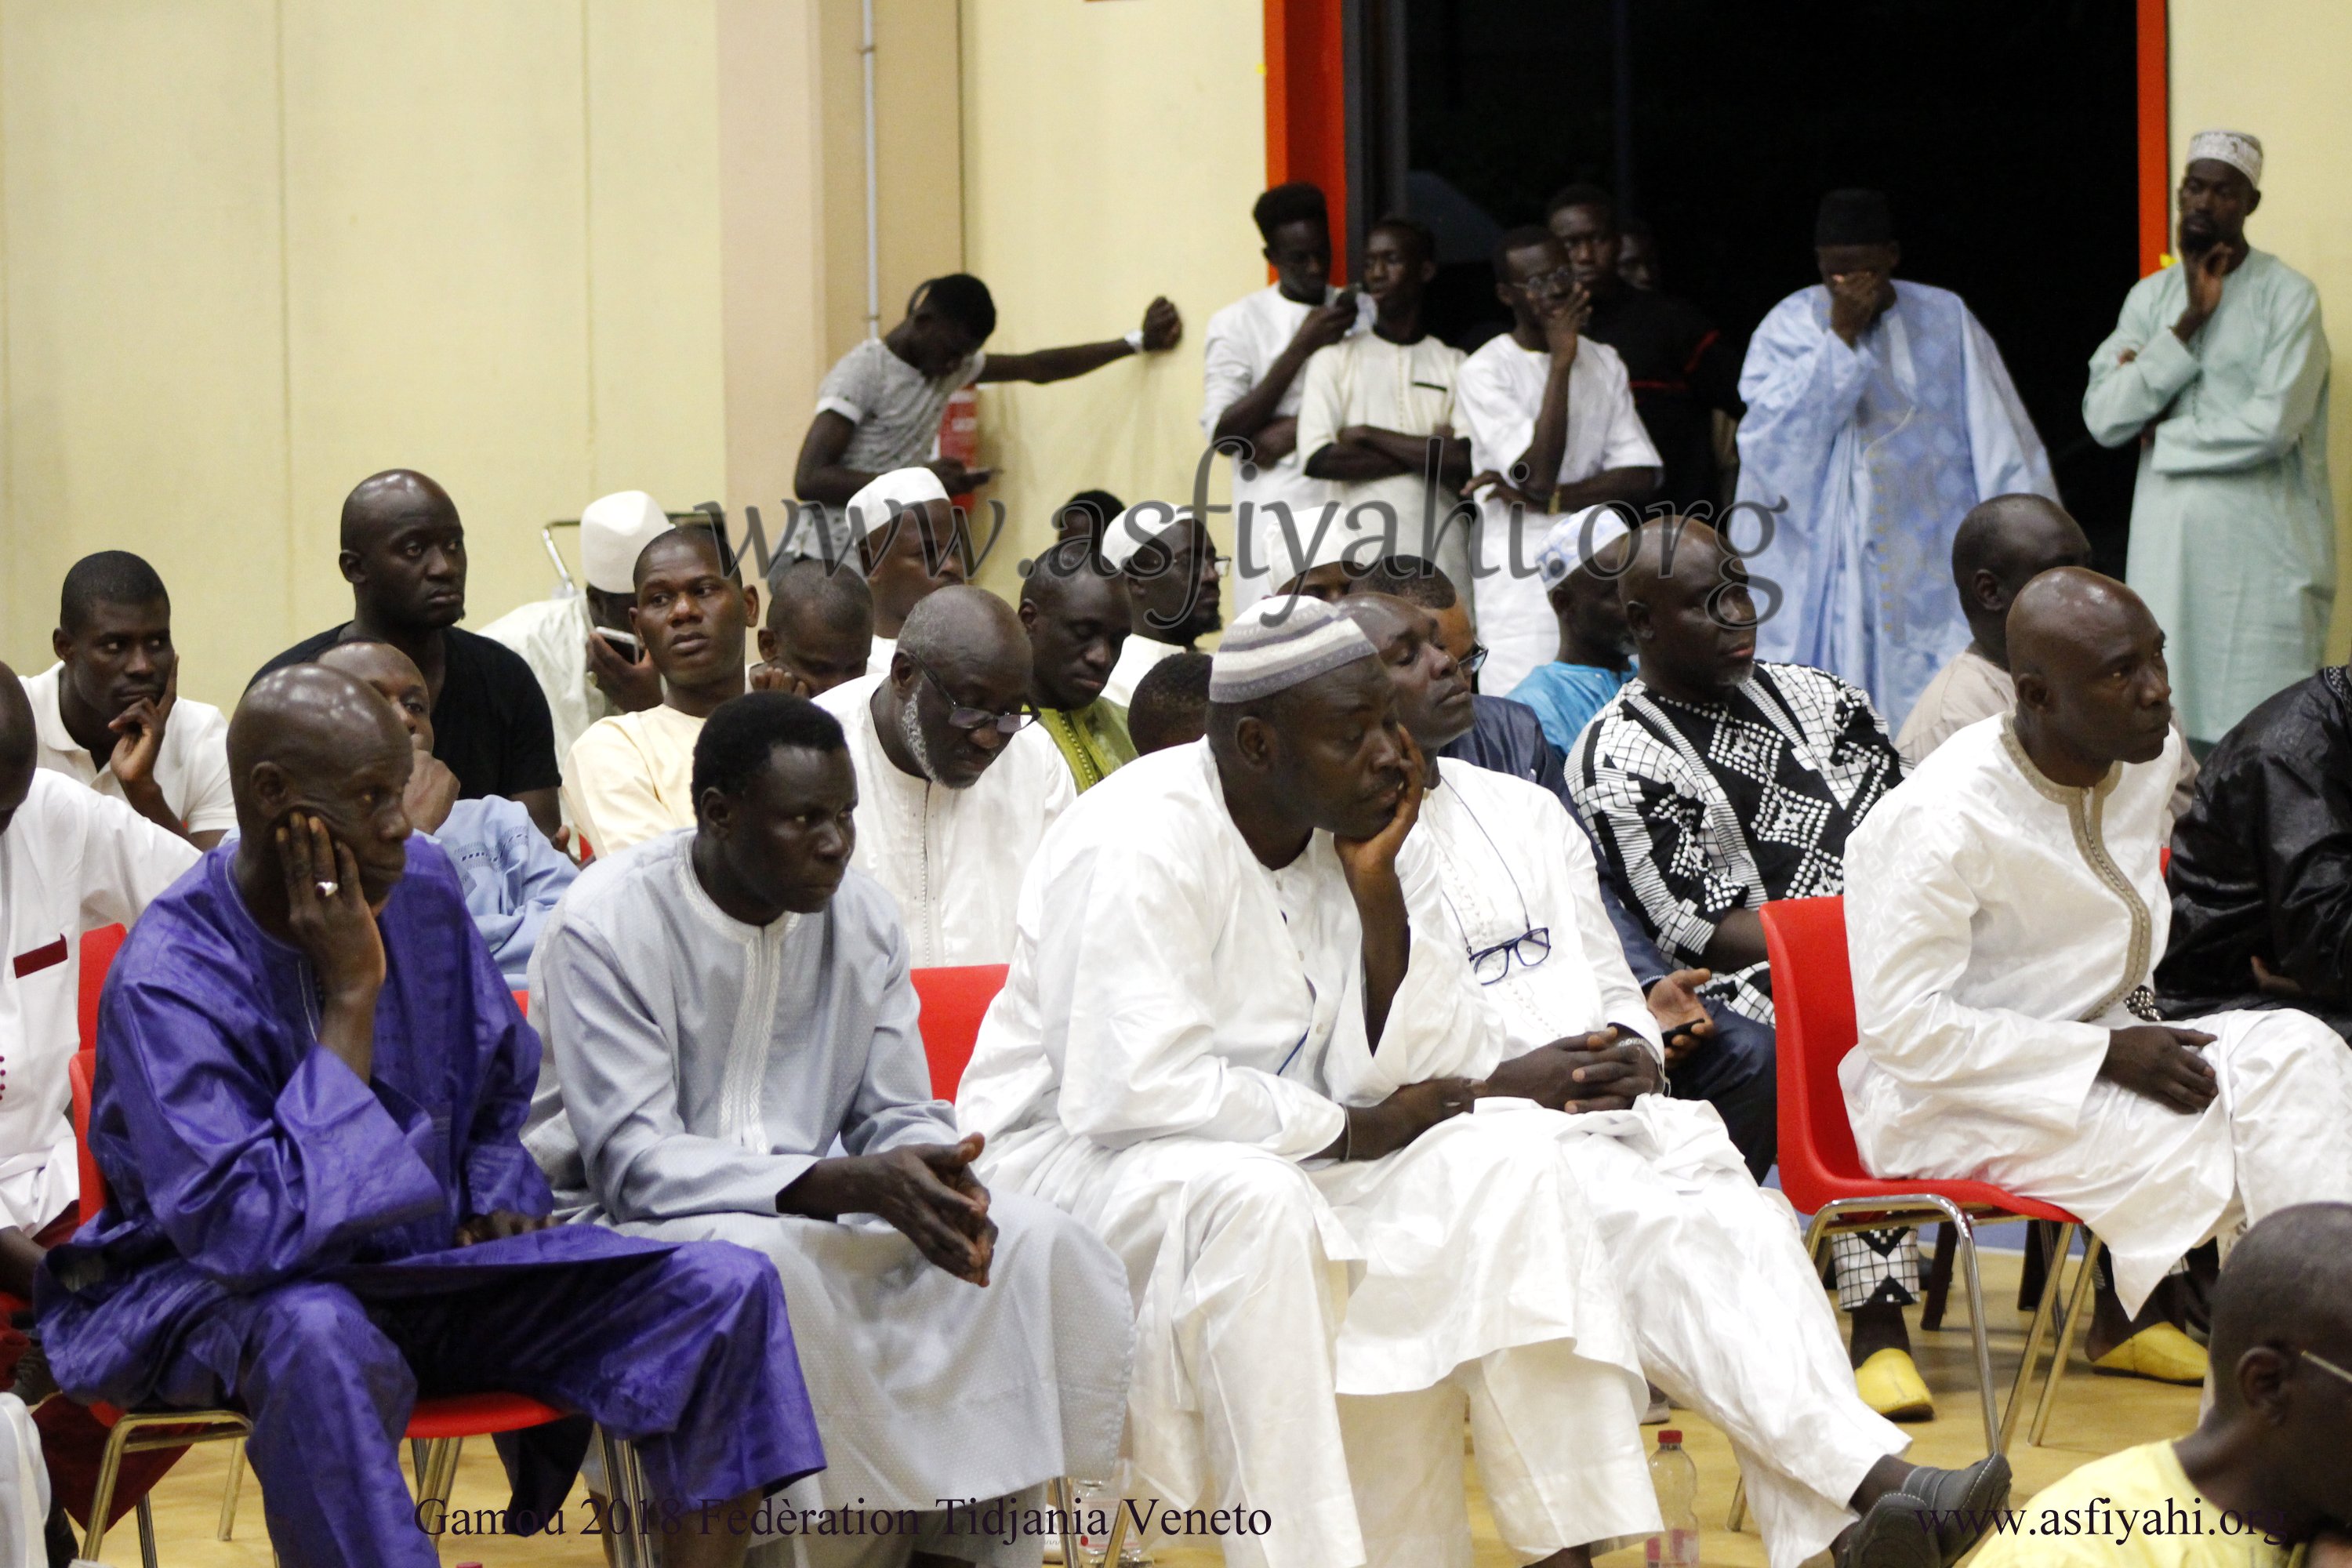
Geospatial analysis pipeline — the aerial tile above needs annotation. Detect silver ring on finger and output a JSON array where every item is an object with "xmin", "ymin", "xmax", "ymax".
[{"xmin": 316, "ymin": 880, "xmax": 339, "ymax": 898}]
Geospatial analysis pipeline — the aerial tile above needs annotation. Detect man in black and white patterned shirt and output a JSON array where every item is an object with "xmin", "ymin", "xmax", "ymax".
[{"xmin": 1567, "ymin": 517, "xmax": 1933, "ymax": 1422}]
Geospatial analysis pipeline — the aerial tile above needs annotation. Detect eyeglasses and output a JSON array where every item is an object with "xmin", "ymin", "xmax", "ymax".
[
  {"xmin": 1468, "ymin": 927, "xmax": 1552, "ymax": 985},
  {"xmin": 1461, "ymin": 643, "xmax": 1490, "ymax": 675},
  {"xmin": 1512, "ymin": 266, "xmax": 1577, "ymax": 296},
  {"xmin": 1167, "ymin": 549, "xmax": 1232, "ymax": 580},
  {"xmin": 917, "ymin": 665, "xmax": 1035, "ymax": 735},
  {"xmin": 1435, "ymin": 787, "xmax": 1551, "ymax": 985}
]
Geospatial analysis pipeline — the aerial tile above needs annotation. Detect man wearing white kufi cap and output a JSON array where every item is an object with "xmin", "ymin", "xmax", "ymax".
[
  {"xmin": 481, "ymin": 488, "xmax": 673, "ymax": 779},
  {"xmin": 2086, "ymin": 129, "xmax": 2335, "ymax": 746},
  {"xmin": 846, "ymin": 466, "xmax": 966, "ymax": 673},
  {"xmin": 1501, "ymin": 506, "xmax": 1639, "ymax": 752},
  {"xmin": 1098, "ymin": 503, "xmax": 1224, "ymax": 708},
  {"xmin": 961, "ymin": 596, "xmax": 1664, "ymax": 1568}
]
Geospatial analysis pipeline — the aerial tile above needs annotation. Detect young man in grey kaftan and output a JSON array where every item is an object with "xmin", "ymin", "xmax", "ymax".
[{"xmin": 526, "ymin": 693, "xmax": 1132, "ymax": 1568}]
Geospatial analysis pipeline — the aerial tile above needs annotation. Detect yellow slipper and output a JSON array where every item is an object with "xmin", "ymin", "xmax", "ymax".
[
  {"xmin": 1855, "ymin": 1347, "xmax": 1936, "ymax": 1421},
  {"xmin": 2091, "ymin": 1323, "xmax": 2209, "ymax": 1385}
]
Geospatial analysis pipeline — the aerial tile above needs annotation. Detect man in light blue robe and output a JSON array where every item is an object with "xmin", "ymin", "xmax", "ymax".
[
  {"xmin": 526, "ymin": 691, "xmax": 1131, "ymax": 1568},
  {"xmin": 38, "ymin": 667, "xmax": 821, "ymax": 1568},
  {"xmin": 2085, "ymin": 130, "xmax": 2333, "ymax": 746},
  {"xmin": 1736, "ymin": 189, "xmax": 2056, "ymax": 728}
]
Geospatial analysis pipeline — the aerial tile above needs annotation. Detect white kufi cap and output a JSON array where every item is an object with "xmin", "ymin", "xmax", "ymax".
[
  {"xmin": 1208, "ymin": 597, "xmax": 1377, "ymax": 702},
  {"xmin": 847, "ymin": 467, "xmax": 953, "ymax": 539},
  {"xmin": 579, "ymin": 490, "xmax": 676, "ymax": 593},
  {"xmin": 1098, "ymin": 504, "xmax": 1195, "ymax": 570},
  {"xmin": 2186, "ymin": 129, "xmax": 2263, "ymax": 189},
  {"xmin": 1535, "ymin": 506, "xmax": 1634, "ymax": 589}
]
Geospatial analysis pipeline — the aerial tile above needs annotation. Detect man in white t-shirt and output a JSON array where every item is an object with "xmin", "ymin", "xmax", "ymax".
[
  {"xmin": 1457, "ymin": 227, "xmax": 1661, "ymax": 695},
  {"xmin": 1294, "ymin": 217, "xmax": 1475, "ymax": 596},
  {"xmin": 1200, "ymin": 183, "xmax": 1373, "ymax": 615},
  {"xmin": 790, "ymin": 274, "xmax": 1182, "ymax": 563},
  {"xmin": 27, "ymin": 551, "xmax": 236, "ymax": 849}
]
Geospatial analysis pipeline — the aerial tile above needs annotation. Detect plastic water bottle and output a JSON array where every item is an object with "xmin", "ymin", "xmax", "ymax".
[{"xmin": 1645, "ymin": 1429, "xmax": 1701, "ymax": 1566}]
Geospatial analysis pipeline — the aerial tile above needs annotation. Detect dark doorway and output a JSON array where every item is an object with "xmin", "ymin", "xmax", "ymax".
[{"xmin": 1385, "ymin": 0, "xmax": 2145, "ymax": 568}]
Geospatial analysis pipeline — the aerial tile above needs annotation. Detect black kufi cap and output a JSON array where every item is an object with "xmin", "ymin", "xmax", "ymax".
[{"xmin": 1816, "ymin": 188, "xmax": 1894, "ymax": 247}]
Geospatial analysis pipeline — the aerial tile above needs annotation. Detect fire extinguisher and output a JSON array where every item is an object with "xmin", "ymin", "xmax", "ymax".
[{"xmin": 936, "ymin": 387, "xmax": 980, "ymax": 516}]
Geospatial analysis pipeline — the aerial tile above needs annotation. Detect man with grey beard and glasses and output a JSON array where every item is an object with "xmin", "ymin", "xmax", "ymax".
[{"xmin": 816, "ymin": 586, "xmax": 1074, "ymax": 965}]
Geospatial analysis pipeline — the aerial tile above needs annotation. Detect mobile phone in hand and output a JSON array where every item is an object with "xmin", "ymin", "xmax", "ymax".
[{"xmin": 597, "ymin": 628, "xmax": 641, "ymax": 657}]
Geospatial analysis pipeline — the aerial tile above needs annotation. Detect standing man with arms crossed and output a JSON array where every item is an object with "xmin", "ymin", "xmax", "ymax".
[
  {"xmin": 1293, "ymin": 218, "xmax": 1475, "ymax": 593},
  {"xmin": 2085, "ymin": 130, "xmax": 2333, "ymax": 750}
]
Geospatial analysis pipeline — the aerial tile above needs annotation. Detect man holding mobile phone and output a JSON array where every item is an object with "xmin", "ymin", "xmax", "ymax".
[
  {"xmin": 480, "ymin": 488, "xmax": 675, "ymax": 792},
  {"xmin": 1200, "ymin": 183, "xmax": 1372, "ymax": 615}
]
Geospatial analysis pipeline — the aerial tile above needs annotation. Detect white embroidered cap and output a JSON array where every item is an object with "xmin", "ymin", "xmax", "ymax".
[
  {"xmin": 1208, "ymin": 596, "xmax": 1377, "ymax": 702},
  {"xmin": 2186, "ymin": 129, "xmax": 2263, "ymax": 189}
]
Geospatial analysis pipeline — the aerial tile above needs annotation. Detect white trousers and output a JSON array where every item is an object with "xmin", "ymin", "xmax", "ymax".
[
  {"xmin": 0, "ymin": 1395, "xmax": 45, "ymax": 1568},
  {"xmin": 989, "ymin": 1106, "xmax": 1659, "ymax": 1568},
  {"xmin": 1552, "ymin": 1117, "xmax": 1907, "ymax": 1568},
  {"xmin": 1956, "ymin": 1008, "xmax": 2352, "ymax": 1312}
]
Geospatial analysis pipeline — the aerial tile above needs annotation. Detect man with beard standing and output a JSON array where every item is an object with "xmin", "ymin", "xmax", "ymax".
[{"xmin": 2085, "ymin": 131, "xmax": 2333, "ymax": 749}]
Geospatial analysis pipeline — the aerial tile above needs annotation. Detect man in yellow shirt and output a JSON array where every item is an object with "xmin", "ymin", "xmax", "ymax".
[
  {"xmin": 565, "ymin": 525, "xmax": 755, "ymax": 855},
  {"xmin": 1974, "ymin": 1203, "xmax": 2352, "ymax": 1566}
]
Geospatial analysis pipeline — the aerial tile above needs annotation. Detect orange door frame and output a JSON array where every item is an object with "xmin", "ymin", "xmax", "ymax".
[
  {"xmin": 2137, "ymin": 0, "xmax": 2171, "ymax": 275},
  {"xmin": 1264, "ymin": 0, "xmax": 1351, "ymax": 282}
]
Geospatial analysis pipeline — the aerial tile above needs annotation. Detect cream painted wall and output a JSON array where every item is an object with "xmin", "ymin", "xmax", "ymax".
[
  {"xmin": 958, "ymin": 0, "xmax": 1268, "ymax": 597},
  {"xmin": 0, "ymin": 0, "xmax": 965, "ymax": 711},
  {"xmin": 2169, "ymin": 0, "xmax": 2352, "ymax": 656},
  {"xmin": 1, "ymin": 0, "xmax": 735, "ymax": 710}
]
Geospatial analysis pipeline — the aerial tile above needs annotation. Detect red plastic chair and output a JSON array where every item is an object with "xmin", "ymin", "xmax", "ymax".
[
  {"xmin": 909, "ymin": 964, "xmax": 1009, "ymax": 1100},
  {"xmin": 76, "ymin": 925, "xmax": 128, "ymax": 1054},
  {"xmin": 903, "ymin": 965, "xmax": 1108, "ymax": 1564},
  {"xmin": 1762, "ymin": 897, "xmax": 2103, "ymax": 1455}
]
